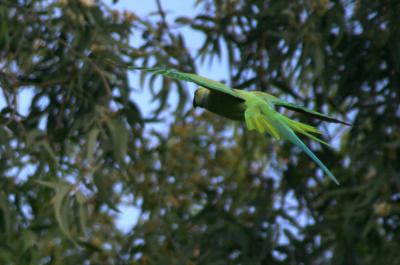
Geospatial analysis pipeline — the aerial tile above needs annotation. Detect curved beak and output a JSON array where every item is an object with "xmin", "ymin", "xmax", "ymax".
[{"xmin": 192, "ymin": 96, "xmax": 198, "ymax": 108}]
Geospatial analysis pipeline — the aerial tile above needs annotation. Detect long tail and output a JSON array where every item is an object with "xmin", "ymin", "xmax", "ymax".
[{"xmin": 273, "ymin": 117, "xmax": 340, "ymax": 185}]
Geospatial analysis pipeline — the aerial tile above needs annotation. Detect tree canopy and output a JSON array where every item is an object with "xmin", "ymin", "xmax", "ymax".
[{"xmin": 0, "ymin": 0, "xmax": 399, "ymax": 264}]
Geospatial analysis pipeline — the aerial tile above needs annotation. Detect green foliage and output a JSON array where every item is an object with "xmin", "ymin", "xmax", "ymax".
[{"xmin": 1, "ymin": 0, "xmax": 400, "ymax": 264}]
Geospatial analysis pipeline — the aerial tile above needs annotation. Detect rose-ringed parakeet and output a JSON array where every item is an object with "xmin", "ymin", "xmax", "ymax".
[{"xmin": 132, "ymin": 67, "xmax": 350, "ymax": 185}]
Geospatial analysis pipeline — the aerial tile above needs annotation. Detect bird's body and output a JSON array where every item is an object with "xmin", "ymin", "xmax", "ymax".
[
  {"xmin": 131, "ymin": 66, "xmax": 350, "ymax": 185},
  {"xmin": 194, "ymin": 88, "xmax": 245, "ymax": 121}
]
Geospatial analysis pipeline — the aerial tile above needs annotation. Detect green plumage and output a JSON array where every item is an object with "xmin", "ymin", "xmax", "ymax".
[
  {"xmin": 194, "ymin": 88, "xmax": 245, "ymax": 120},
  {"xmin": 131, "ymin": 66, "xmax": 350, "ymax": 185}
]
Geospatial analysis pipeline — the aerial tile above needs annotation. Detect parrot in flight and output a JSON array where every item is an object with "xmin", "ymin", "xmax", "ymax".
[{"xmin": 131, "ymin": 67, "xmax": 350, "ymax": 185}]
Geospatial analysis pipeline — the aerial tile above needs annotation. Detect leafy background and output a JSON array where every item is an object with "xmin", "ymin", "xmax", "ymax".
[{"xmin": 0, "ymin": 0, "xmax": 399, "ymax": 264}]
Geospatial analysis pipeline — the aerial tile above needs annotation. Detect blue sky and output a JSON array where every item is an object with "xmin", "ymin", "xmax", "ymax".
[
  {"xmin": 108, "ymin": 0, "xmax": 231, "ymax": 232},
  {"xmin": 119, "ymin": 0, "xmax": 230, "ymax": 121}
]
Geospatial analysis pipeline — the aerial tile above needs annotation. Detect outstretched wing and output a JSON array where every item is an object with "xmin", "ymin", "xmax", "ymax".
[
  {"xmin": 273, "ymin": 99, "xmax": 351, "ymax": 126},
  {"xmin": 130, "ymin": 67, "xmax": 242, "ymax": 99}
]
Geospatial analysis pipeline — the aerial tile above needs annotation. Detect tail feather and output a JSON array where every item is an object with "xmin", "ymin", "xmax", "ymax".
[
  {"xmin": 278, "ymin": 114, "xmax": 322, "ymax": 134},
  {"xmin": 275, "ymin": 119, "xmax": 340, "ymax": 185},
  {"xmin": 245, "ymin": 106, "xmax": 339, "ymax": 184},
  {"xmin": 278, "ymin": 115, "xmax": 332, "ymax": 148}
]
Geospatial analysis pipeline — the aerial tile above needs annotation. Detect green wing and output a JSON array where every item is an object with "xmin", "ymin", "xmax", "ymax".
[
  {"xmin": 244, "ymin": 106, "xmax": 281, "ymax": 139},
  {"xmin": 273, "ymin": 99, "xmax": 351, "ymax": 125},
  {"xmin": 130, "ymin": 67, "xmax": 242, "ymax": 99}
]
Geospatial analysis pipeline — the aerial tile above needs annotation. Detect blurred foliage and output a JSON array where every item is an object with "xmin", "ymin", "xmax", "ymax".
[{"xmin": 0, "ymin": 0, "xmax": 399, "ymax": 264}]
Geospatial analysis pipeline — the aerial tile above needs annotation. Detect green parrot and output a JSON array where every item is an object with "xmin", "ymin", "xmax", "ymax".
[{"xmin": 132, "ymin": 67, "xmax": 350, "ymax": 185}]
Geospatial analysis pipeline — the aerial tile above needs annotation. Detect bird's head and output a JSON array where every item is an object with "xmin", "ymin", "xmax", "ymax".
[{"xmin": 193, "ymin": 87, "xmax": 210, "ymax": 108}]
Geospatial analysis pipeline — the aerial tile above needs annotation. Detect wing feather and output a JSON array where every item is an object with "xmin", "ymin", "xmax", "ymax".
[
  {"xmin": 130, "ymin": 67, "xmax": 242, "ymax": 99},
  {"xmin": 244, "ymin": 107, "xmax": 280, "ymax": 139},
  {"xmin": 273, "ymin": 99, "xmax": 351, "ymax": 126}
]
